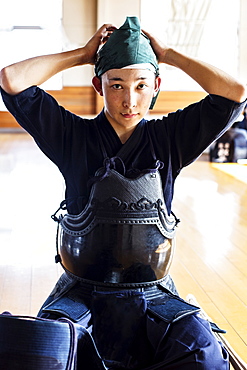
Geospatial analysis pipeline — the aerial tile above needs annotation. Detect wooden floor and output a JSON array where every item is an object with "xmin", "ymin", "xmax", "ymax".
[{"xmin": 0, "ymin": 132, "xmax": 247, "ymax": 363}]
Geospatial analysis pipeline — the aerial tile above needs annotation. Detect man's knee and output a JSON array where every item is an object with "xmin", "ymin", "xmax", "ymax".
[
  {"xmin": 195, "ymin": 334, "xmax": 229, "ymax": 369},
  {"xmin": 152, "ymin": 313, "xmax": 229, "ymax": 369},
  {"xmin": 178, "ymin": 314, "xmax": 229, "ymax": 369}
]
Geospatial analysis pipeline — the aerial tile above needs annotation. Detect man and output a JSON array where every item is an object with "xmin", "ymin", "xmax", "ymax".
[
  {"xmin": 1, "ymin": 17, "xmax": 246, "ymax": 369},
  {"xmin": 210, "ymin": 103, "xmax": 247, "ymax": 162}
]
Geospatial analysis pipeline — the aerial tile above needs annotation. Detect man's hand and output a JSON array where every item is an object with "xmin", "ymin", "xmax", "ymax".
[
  {"xmin": 142, "ymin": 29, "xmax": 171, "ymax": 65},
  {"xmin": 142, "ymin": 29, "xmax": 246, "ymax": 103},
  {"xmin": 84, "ymin": 24, "xmax": 117, "ymax": 65}
]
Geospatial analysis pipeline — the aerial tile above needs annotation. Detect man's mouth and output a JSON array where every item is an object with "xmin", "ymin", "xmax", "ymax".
[{"xmin": 121, "ymin": 113, "xmax": 138, "ymax": 118}]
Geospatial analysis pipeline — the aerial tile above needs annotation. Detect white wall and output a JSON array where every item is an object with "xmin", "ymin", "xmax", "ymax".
[
  {"xmin": 97, "ymin": 0, "xmax": 140, "ymax": 27},
  {"xmin": 62, "ymin": 0, "xmax": 97, "ymax": 86},
  {"xmin": 239, "ymin": 0, "xmax": 247, "ymax": 83},
  {"xmin": 0, "ymin": 0, "xmax": 63, "ymax": 110}
]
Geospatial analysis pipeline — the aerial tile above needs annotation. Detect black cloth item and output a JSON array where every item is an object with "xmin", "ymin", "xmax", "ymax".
[{"xmin": 0, "ymin": 313, "xmax": 107, "ymax": 370}]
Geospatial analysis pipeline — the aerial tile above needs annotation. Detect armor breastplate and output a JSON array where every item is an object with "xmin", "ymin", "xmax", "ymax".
[{"xmin": 58, "ymin": 166, "xmax": 178, "ymax": 284}]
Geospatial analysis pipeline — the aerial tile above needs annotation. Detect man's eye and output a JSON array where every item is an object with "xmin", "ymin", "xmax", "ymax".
[
  {"xmin": 112, "ymin": 84, "xmax": 122, "ymax": 89},
  {"xmin": 138, "ymin": 84, "xmax": 147, "ymax": 89}
]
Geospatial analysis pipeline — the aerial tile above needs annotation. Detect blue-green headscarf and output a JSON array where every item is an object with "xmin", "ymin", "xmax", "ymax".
[{"xmin": 95, "ymin": 17, "xmax": 160, "ymax": 109}]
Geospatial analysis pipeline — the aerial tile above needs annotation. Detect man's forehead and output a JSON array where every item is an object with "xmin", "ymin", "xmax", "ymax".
[{"xmin": 102, "ymin": 68, "xmax": 155, "ymax": 80}]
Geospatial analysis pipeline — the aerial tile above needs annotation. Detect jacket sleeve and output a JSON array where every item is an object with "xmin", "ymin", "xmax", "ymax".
[
  {"xmin": 164, "ymin": 94, "xmax": 247, "ymax": 171},
  {"xmin": 0, "ymin": 86, "xmax": 83, "ymax": 169}
]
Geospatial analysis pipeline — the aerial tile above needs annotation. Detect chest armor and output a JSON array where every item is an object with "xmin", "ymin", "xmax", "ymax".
[{"xmin": 57, "ymin": 165, "xmax": 178, "ymax": 284}]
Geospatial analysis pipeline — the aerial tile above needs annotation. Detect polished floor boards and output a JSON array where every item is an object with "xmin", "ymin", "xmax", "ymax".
[{"xmin": 0, "ymin": 132, "xmax": 246, "ymax": 362}]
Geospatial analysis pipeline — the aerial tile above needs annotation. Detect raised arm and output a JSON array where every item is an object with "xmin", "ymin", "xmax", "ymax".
[
  {"xmin": 143, "ymin": 30, "xmax": 247, "ymax": 103},
  {"xmin": 0, "ymin": 24, "xmax": 116, "ymax": 95}
]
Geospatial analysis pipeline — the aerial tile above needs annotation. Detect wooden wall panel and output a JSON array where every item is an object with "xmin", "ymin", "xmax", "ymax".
[
  {"xmin": 0, "ymin": 112, "xmax": 19, "ymax": 128},
  {"xmin": 49, "ymin": 86, "xmax": 96, "ymax": 116},
  {"xmin": 152, "ymin": 90, "xmax": 207, "ymax": 114}
]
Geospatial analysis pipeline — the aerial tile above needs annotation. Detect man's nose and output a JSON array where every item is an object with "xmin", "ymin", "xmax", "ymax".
[{"xmin": 123, "ymin": 90, "xmax": 137, "ymax": 108}]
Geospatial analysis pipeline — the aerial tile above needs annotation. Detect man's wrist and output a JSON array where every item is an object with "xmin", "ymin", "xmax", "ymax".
[{"xmin": 160, "ymin": 48, "xmax": 178, "ymax": 67}]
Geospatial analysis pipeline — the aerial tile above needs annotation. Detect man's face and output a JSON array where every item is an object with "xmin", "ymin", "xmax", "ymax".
[{"xmin": 93, "ymin": 68, "xmax": 161, "ymax": 139}]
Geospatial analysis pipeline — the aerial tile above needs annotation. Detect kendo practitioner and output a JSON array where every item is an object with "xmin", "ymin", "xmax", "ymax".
[{"xmin": 1, "ymin": 17, "xmax": 246, "ymax": 370}]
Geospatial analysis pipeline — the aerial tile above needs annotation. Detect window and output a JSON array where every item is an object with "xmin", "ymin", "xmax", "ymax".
[
  {"xmin": 0, "ymin": 0, "xmax": 63, "ymax": 110},
  {"xmin": 140, "ymin": 0, "xmax": 240, "ymax": 91}
]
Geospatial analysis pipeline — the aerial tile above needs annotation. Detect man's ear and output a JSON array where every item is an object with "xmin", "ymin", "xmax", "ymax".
[
  {"xmin": 92, "ymin": 76, "xmax": 103, "ymax": 96},
  {"xmin": 154, "ymin": 76, "xmax": 161, "ymax": 96}
]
